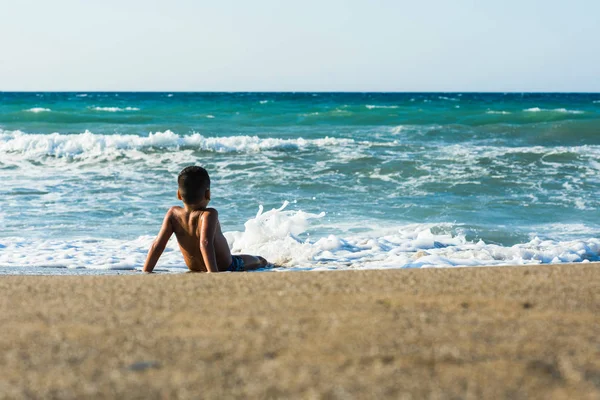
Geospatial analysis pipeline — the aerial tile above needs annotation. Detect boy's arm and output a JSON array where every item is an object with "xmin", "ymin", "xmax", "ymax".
[
  {"xmin": 143, "ymin": 209, "xmax": 174, "ymax": 273},
  {"xmin": 199, "ymin": 209, "xmax": 219, "ymax": 273}
]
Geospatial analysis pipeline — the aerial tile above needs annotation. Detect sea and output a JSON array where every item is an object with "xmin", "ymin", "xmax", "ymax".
[{"xmin": 1, "ymin": 92, "xmax": 600, "ymax": 274}]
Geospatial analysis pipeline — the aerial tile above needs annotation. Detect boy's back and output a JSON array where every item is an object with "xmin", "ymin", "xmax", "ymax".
[
  {"xmin": 168, "ymin": 206, "xmax": 231, "ymax": 272},
  {"xmin": 142, "ymin": 166, "xmax": 268, "ymax": 273}
]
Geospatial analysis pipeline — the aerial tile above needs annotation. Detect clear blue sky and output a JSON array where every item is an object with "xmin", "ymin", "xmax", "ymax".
[{"xmin": 1, "ymin": 0, "xmax": 599, "ymax": 91}]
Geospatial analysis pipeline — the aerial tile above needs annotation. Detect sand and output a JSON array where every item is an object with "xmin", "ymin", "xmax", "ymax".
[{"xmin": 0, "ymin": 263, "xmax": 599, "ymax": 399}]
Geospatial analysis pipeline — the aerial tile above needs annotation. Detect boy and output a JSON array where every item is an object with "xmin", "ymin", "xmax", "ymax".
[{"xmin": 143, "ymin": 166, "xmax": 268, "ymax": 273}]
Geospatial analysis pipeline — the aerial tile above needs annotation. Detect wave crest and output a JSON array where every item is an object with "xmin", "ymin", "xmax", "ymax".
[
  {"xmin": 89, "ymin": 106, "xmax": 140, "ymax": 112},
  {"xmin": 0, "ymin": 129, "xmax": 355, "ymax": 160},
  {"xmin": 524, "ymin": 107, "xmax": 584, "ymax": 114},
  {"xmin": 366, "ymin": 105, "xmax": 399, "ymax": 109}
]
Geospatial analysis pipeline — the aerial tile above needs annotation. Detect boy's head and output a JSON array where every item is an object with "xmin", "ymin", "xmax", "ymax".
[{"xmin": 177, "ymin": 166, "xmax": 210, "ymax": 205}]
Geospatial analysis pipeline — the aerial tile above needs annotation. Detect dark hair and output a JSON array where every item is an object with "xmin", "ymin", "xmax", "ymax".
[{"xmin": 177, "ymin": 166, "xmax": 210, "ymax": 204}]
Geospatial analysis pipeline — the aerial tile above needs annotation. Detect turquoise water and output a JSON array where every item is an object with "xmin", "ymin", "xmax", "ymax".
[{"xmin": 1, "ymin": 92, "xmax": 600, "ymax": 272}]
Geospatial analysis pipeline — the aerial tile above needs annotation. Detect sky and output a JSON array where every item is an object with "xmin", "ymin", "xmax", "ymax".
[{"xmin": 0, "ymin": 0, "xmax": 599, "ymax": 92}]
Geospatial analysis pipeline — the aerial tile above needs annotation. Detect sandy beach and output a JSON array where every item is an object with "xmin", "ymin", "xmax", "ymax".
[{"xmin": 1, "ymin": 264, "xmax": 599, "ymax": 399}]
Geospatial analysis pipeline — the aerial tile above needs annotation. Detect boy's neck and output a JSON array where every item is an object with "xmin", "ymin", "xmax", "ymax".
[{"xmin": 183, "ymin": 201, "xmax": 209, "ymax": 212}]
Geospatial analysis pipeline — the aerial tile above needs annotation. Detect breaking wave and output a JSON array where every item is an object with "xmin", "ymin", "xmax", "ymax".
[
  {"xmin": 366, "ymin": 105, "xmax": 399, "ymax": 109},
  {"xmin": 0, "ymin": 129, "xmax": 355, "ymax": 160},
  {"xmin": 89, "ymin": 106, "xmax": 140, "ymax": 112},
  {"xmin": 486, "ymin": 110, "xmax": 512, "ymax": 115},
  {"xmin": 24, "ymin": 108, "xmax": 51, "ymax": 113},
  {"xmin": 524, "ymin": 107, "xmax": 584, "ymax": 114}
]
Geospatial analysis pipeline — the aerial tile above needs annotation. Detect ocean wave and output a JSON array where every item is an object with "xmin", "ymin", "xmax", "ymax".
[
  {"xmin": 366, "ymin": 105, "xmax": 399, "ymax": 109},
  {"xmin": 89, "ymin": 106, "xmax": 140, "ymax": 112},
  {"xmin": 0, "ymin": 129, "xmax": 355, "ymax": 159},
  {"xmin": 486, "ymin": 110, "xmax": 512, "ymax": 115},
  {"xmin": 2, "ymin": 203, "xmax": 599, "ymax": 271},
  {"xmin": 436, "ymin": 143, "xmax": 600, "ymax": 161},
  {"xmin": 524, "ymin": 107, "xmax": 584, "ymax": 114},
  {"xmin": 438, "ymin": 96, "xmax": 459, "ymax": 101},
  {"xmin": 25, "ymin": 108, "xmax": 51, "ymax": 113}
]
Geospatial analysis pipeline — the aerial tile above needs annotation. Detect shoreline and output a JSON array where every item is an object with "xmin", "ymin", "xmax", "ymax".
[
  {"xmin": 1, "ymin": 263, "xmax": 599, "ymax": 398},
  {"xmin": 0, "ymin": 260, "xmax": 599, "ymax": 275}
]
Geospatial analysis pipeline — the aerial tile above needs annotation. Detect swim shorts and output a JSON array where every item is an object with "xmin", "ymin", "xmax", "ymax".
[{"xmin": 227, "ymin": 255, "xmax": 245, "ymax": 272}]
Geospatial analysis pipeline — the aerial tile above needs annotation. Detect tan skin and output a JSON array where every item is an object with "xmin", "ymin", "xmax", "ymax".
[{"xmin": 143, "ymin": 188, "xmax": 268, "ymax": 273}]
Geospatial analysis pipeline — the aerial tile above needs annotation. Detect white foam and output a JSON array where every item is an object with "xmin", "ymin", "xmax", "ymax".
[
  {"xmin": 89, "ymin": 106, "xmax": 140, "ymax": 112},
  {"xmin": 388, "ymin": 124, "xmax": 443, "ymax": 136},
  {"xmin": 369, "ymin": 168, "xmax": 401, "ymax": 183},
  {"xmin": 342, "ymin": 140, "xmax": 600, "ymax": 203},
  {"xmin": 259, "ymin": 100, "xmax": 270, "ymax": 104},
  {"xmin": 0, "ymin": 129, "xmax": 356, "ymax": 160},
  {"xmin": 529, "ymin": 223, "xmax": 600, "ymax": 240},
  {"xmin": 2, "ymin": 203, "xmax": 599, "ymax": 271},
  {"xmin": 224, "ymin": 202, "xmax": 326, "ymax": 265},
  {"xmin": 0, "ymin": 236, "xmax": 166, "ymax": 270},
  {"xmin": 524, "ymin": 107, "xmax": 584, "ymax": 114},
  {"xmin": 486, "ymin": 110, "xmax": 512, "ymax": 115},
  {"xmin": 76, "ymin": 94, "xmax": 88, "ymax": 97},
  {"xmin": 574, "ymin": 199, "xmax": 591, "ymax": 210},
  {"xmin": 25, "ymin": 108, "xmax": 51, "ymax": 113},
  {"xmin": 225, "ymin": 207, "xmax": 600, "ymax": 270},
  {"xmin": 438, "ymin": 96, "xmax": 459, "ymax": 101},
  {"xmin": 366, "ymin": 105, "xmax": 399, "ymax": 109},
  {"xmin": 553, "ymin": 108, "xmax": 584, "ymax": 114},
  {"xmin": 390, "ymin": 126, "xmax": 404, "ymax": 134}
]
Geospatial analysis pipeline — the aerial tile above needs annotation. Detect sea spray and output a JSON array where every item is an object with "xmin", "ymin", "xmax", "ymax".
[{"xmin": 225, "ymin": 201, "xmax": 326, "ymax": 265}]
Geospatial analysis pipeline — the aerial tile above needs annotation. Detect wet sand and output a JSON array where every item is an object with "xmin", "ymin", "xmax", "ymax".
[{"xmin": 1, "ymin": 263, "xmax": 599, "ymax": 399}]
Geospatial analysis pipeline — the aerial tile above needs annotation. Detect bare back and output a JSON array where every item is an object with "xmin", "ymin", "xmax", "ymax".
[{"xmin": 168, "ymin": 206, "xmax": 232, "ymax": 272}]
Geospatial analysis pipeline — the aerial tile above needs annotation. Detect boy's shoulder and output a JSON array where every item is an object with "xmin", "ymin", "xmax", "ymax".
[
  {"xmin": 199, "ymin": 207, "xmax": 219, "ymax": 218},
  {"xmin": 196, "ymin": 207, "xmax": 220, "ymax": 224},
  {"xmin": 167, "ymin": 206, "xmax": 219, "ymax": 217},
  {"xmin": 166, "ymin": 206, "xmax": 183, "ymax": 216}
]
